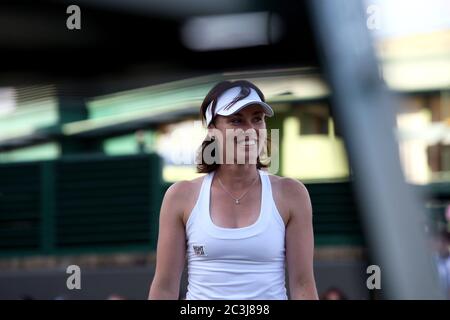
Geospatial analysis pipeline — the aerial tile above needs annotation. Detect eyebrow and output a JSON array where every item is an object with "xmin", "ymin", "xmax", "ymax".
[{"xmin": 232, "ymin": 111, "xmax": 264, "ymax": 117}]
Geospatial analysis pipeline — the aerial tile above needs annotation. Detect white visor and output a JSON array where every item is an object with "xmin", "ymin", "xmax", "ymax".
[{"xmin": 205, "ymin": 86, "xmax": 274, "ymax": 127}]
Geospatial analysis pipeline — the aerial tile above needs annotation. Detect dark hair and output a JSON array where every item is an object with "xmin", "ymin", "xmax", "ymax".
[{"xmin": 196, "ymin": 80, "xmax": 271, "ymax": 173}]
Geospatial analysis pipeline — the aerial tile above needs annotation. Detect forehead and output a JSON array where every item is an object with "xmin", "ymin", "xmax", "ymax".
[{"xmin": 230, "ymin": 104, "xmax": 265, "ymax": 116}]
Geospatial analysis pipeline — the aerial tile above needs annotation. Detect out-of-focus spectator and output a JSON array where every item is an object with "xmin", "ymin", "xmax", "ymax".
[
  {"xmin": 107, "ymin": 293, "xmax": 127, "ymax": 300},
  {"xmin": 433, "ymin": 230, "xmax": 450, "ymax": 298},
  {"xmin": 320, "ymin": 287, "xmax": 348, "ymax": 300}
]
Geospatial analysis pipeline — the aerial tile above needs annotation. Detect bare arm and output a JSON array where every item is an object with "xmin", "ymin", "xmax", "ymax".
[
  {"xmin": 148, "ymin": 182, "xmax": 188, "ymax": 299},
  {"xmin": 284, "ymin": 178, "xmax": 319, "ymax": 300}
]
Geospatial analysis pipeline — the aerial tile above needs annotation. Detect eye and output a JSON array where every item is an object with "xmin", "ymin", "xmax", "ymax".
[
  {"xmin": 230, "ymin": 118, "xmax": 241, "ymax": 124},
  {"xmin": 253, "ymin": 116, "xmax": 263, "ymax": 122}
]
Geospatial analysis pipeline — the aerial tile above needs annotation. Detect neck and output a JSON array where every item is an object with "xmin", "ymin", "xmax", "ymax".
[{"xmin": 214, "ymin": 164, "xmax": 259, "ymax": 189}]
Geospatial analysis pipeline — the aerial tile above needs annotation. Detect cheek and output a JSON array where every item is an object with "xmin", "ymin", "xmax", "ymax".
[{"xmin": 256, "ymin": 122, "xmax": 267, "ymax": 136}]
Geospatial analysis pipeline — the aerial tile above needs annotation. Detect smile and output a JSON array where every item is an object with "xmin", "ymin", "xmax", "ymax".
[{"xmin": 237, "ymin": 139, "xmax": 257, "ymax": 146}]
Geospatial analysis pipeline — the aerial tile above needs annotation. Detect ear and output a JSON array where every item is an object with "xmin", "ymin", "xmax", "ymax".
[
  {"xmin": 206, "ymin": 124, "xmax": 214, "ymax": 137},
  {"xmin": 207, "ymin": 123, "xmax": 218, "ymax": 140},
  {"xmin": 207, "ymin": 121, "xmax": 217, "ymax": 130}
]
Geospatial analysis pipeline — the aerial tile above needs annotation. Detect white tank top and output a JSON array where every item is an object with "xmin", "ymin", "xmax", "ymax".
[{"xmin": 185, "ymin": 169, "xmax": 287, "ymax": 300}]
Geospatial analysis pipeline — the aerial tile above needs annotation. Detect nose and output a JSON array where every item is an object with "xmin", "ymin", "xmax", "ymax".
[
  {"xmin": 241, "ymin": 118, "xmax": 257, "ymax": 131},
  {"xmin": 238, "ymin": 122, "xmax": 258, "ymax": 140}
]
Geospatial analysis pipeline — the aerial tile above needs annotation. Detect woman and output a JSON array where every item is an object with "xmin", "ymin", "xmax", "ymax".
[{"xmin": 148, "ymin": 80, "xmax": 318, "ymax": 300}]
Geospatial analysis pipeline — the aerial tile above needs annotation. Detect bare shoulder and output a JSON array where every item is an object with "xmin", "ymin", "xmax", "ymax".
[
  {"xmin": 164, "ymin": 176, "xmax": 203, "ymax": 204},
  {"xmin": 268, "ymin": 174, "xmax": 309, "ymax": 198},
  {"xmin": 163, "ymin": 175, "xmax": 206, "ymax": 225},
  {"xmin": 165, "ymin": 176, "xmax": 202, "ymax": 196},
  {"xmin": 267, "ymin": 174, "xmax": 312, "ymax": 222}
]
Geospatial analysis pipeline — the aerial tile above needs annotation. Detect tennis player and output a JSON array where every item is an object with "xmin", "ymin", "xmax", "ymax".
[{"xmin": 149, "ymin": 80, "xmax": 318, "ymax": 300}]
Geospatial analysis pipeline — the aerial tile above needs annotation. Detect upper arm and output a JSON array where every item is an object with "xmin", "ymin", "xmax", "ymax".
[
  {"xmin": 149, "ymin": 181, "xmax": 188, "ymax": 299},
  {"xmin": 284, "ymin": 179, "xmax": 318, "ymax": 299}
]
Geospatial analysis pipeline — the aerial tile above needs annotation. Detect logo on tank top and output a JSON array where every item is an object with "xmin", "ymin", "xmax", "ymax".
[{"xmin": 193, "ymin": 244, "xmax": 207, "ymax": 256}]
